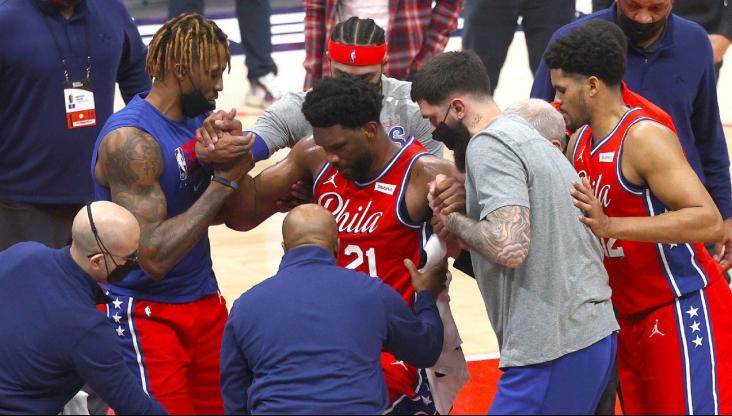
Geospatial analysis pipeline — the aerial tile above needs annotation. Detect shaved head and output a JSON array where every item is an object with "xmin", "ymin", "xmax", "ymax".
[
  {"xmin": 71, "ymin": 201, "xmax": 140, "ymax": 258},
  {"xmin": 282, "ymin": 204, "xmax": 338, "ymax": 253}
]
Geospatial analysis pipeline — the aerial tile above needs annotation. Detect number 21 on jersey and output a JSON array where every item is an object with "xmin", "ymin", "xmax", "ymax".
[{"xmin": 344, "ymin": 244, "xmax": 379, "ymax": 277}]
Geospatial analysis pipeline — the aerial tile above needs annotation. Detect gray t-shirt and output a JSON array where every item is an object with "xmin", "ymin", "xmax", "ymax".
[
  {"xmin": 464, "ymin": 114, "xmax": 619, "ymax": 368},
  {"xmin": 249, "ymin": 75, "xmax": 444, "ymax": 157}
]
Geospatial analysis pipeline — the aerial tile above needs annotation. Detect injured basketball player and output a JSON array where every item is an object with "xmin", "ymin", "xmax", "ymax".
[{"xmin": 207, "ymin": 76, "xmax": 468, "ymax": 415}]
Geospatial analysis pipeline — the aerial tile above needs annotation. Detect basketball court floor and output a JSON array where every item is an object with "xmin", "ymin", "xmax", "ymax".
[{"xmin": 115, "ymin": 3, "xmax": 732, "ymax": 411}]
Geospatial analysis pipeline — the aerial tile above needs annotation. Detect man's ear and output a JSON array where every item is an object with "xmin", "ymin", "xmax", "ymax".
[
  {"xmin": 88, "ymin": 253, "xmax": 104, "ymax": 272},
  {"xmin": 174, "ymin": 63, "xmax": 187, "ymax": 82},
  {"xmin": 364, "ymin": 121, "xmax": 380, "ymax": 141},
  {"xmin": 587, "ymin": 76, "xmax": 601, "ymax": 98},
  {"xmin": 551, "ymin": 139, "xmax": 563, "ymax": 150},
  {"xmin": 281, "ymin": 241, "xmax": 287, "ymax": 253}
]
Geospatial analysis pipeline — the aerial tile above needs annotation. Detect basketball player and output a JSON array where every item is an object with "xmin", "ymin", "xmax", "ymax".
[
  {"xmin": 194, "ymin": 17, "xmax": 442, "ymax": 178},
  {"xmin": 218, "ymin": 76, "xmax": 462, "ymax": 414},
  {"xmin": 547, "ymin": 20, "xmax": 732, "ymax": 414},
  {"xmin": 91, "ymin": 14, "xmax": 253, "ymax": 414}
]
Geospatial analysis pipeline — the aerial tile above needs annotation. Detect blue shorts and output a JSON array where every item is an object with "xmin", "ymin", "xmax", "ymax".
[{"xmin": 489, "ymin": 333, "xmax": 617, "ymax": 415}]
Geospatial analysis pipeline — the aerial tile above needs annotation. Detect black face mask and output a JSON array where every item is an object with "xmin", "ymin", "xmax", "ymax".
[
  {"xmin": 432, "ymin": 105, "xmax": 472, "ymax": 172},
  {"xmin": 86, "ymin": 204, "xmax": 139, "ymax": 283},
  {"xmin": 106, "ymin": 251, "xmax": 139, "ymax": 284},
  {"xmin": 180, "ymin": 74, "xmax": 215, "ymax": 118},
  {"xmin": 617, "ymin": 11, "xmax": 668, "ymax": 45}
]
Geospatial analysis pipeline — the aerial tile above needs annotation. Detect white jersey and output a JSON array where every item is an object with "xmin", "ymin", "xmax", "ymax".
[{"xmin": 249, "ymin": 75, "xmax": 444, "ymax": 158}]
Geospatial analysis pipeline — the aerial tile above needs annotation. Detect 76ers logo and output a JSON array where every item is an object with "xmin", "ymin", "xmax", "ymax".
[{"xmin": 318, "ymin": 192, "xmax": 383, "ymax": 234}]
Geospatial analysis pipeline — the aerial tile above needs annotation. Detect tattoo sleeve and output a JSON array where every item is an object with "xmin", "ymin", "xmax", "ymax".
[
  {"xmin": 101, "ymin": 127, "xmax": 234, "ymax": 280},
  {"xmin": 444, "ymin": 206, "xmax": 531, "ymax": 268}
]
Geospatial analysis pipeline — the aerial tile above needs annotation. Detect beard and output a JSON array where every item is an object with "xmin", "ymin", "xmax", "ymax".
[
  {"xmin": 433, "ymin": 121, "xmax": 473, "ymax": 172},
  {"xmin": 336, "ymin": 151, "xmax": 374, "ymax": 182},
  {"xmin": 451, "ymin": 130, "xmax": 472, "ymax": 173}
]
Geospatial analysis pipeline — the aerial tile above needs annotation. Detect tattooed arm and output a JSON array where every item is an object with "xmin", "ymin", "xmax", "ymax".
[
  {"xmin": 442, "ymin": 206, "xmax": 531, "ymax": 268},
  {"xmin": 96, "ymin": 127, "xmax": 251, "ymax": 280}
]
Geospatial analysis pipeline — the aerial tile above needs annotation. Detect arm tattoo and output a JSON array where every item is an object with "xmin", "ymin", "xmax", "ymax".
[
  {"xmin": 102, "ymin": 128, "xmax": 234, "ymax": 280},
  {"xmin": 444, "ymin": 206, "xmax": 531, "ymax": 268}
]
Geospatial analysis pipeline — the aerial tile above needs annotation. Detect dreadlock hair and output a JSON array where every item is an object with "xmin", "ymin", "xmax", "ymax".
[
  {"xmin": 301, "ymin": 75, "xmax": 382, "ymax": 129},
  {"xmin": 146, "ymin": 13, "xmax": 231, "ymax": 81},
  {"xmin": 330, "ymin": 16, "xmax": 386, "ymax": 46}
]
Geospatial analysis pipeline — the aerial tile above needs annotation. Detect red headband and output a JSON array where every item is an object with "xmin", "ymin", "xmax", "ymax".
[{"xmin": 327, "ymin": 39, "xmax": 387, "ymax": 66}]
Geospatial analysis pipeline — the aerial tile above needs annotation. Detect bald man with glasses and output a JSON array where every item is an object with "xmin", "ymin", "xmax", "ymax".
[{"xmin": 0, "ymin": 201, "xmax": 166, "ymax": 415}]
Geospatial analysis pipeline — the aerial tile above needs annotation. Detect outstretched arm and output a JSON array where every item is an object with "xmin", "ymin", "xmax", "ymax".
[
  {"xmin": 222, "ymin": 138, "xmax": 322, "ymax": 231},
  {"xmin": 97, "ymin": 127, "xmax": 251, "ymax": 280}
]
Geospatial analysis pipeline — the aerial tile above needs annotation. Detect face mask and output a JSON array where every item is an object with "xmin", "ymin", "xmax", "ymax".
[
  {"xmin": 617, "ymin": 11, "xmax": 667, "ymax": 45},
  {"xmin": 432, "ymin": 105, "xmax": 472, "ymax": 171},
  {"xmin": 180, "ymin": 73, "xmax": 215, "ymax": 118},
  {"xmin": 106, "ymin": 251, "xmax": 139, "ymax": 284},
  {"xmin": 86, "ymin": 204, "xmax": 139, "ymax": 283}
]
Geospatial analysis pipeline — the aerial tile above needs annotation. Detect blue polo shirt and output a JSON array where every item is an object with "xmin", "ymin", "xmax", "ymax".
[
  {"xmin": 0, "ymin": 242, "xmax": 167, "ymax": 415},
  {"xmin": 220, "ymin": 245, "xmax": 443, "ymax": 414},
  {"xmin": 531, "ymin": 5, "xmax": 732, "ymax": 218},
  {"xmin": 0, "ymin": 0, "xmax": 150, "ymax": 204}
]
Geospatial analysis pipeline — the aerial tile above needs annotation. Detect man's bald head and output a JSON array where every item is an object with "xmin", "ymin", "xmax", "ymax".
[
  {"xmin": 282, "ymin": 204, "xmax": 338, "ymax": 254},
  {"xmin": 71, "ymin": 201, "xmax": 140, "ymax": 257},
  {"xmin": 504, "ymin": 98, "xmax": 567, "ymax": 149}
]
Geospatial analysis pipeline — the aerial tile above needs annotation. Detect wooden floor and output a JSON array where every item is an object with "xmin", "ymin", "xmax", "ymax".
[{"xmin": 114, "ymin": 33, "xmax": 732, "ymax": 360}]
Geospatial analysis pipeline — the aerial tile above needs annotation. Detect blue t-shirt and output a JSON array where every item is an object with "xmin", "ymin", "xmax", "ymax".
[
  {"xmin": 91, "ymin": 95, "xmax": 217, "ymax": 303},
  {"xmin": 0, "ymin": 0, "xmax": 150, "ymax": 204},
  {"xmin": 220, "ymin": 245, "xmax": 443, "ymax": 414},
  {"xmin": 0, "ymin": 242, "xmax": 166, "ymax": 414}
]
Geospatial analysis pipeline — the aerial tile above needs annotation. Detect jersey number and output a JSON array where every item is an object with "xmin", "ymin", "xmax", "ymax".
[
  {"xmin": 344, "ymin": 244, "xmax": 378, "ymax": 277},
  {"xmin": 602, "ymin": 238, "xmax": 625, "ymax": 258}
]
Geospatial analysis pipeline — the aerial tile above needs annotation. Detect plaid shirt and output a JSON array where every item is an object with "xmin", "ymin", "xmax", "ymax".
[{"xmin": 303, "ymin": 0, "xmax": 463, "ymax": 90}]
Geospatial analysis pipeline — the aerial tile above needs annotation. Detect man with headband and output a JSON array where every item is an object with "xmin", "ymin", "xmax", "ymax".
[{"xmin": 195, "ymin": 17, "xmax": 443, "ymax": 165}]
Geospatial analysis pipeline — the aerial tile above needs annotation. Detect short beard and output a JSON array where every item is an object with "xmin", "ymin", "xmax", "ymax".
[
  {"xmin": 450, "ymin": 123, "xmax": 473, "ymax": 173},
  {"xmin": 339, "ymin": 152, "xmax": 374, "ymax": 182}
]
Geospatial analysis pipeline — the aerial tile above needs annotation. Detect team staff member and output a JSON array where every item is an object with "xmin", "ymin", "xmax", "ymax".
[
  {"xmin": 196, "ymin": 17, "xmax": 443, "ymax": 164},
  {"xmin": 531, "ymin": 0, "xmax": 732, "ymax": 271},
  {"xmin": 414, "ymin": 51, "xmax": 619, "ymax": 414},
  {"xmin": 0, "ymin": 0, "xmax": 150, "ymax": 251},
  {"xmin": 91, "ymin": 14, "xmax": 253, "ymax": 414},
  {"xmin": 221, "ymin": 204, "xmax": 444, "ymax": 414},
  {"xmin": 0, "ymin": 202, "xmax": 166, "ymax": 415},
  {"xmin": 547, "ymin": 21, "xmax": 732, "ymax": 414}
]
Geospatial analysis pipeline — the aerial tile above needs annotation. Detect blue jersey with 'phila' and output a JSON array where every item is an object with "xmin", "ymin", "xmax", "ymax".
[{"xmin": 91, "ymin": 94, "xmax": 217, "ymax": 303}]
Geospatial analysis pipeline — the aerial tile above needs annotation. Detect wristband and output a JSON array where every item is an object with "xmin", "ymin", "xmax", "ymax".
[{"xmin": 211, "ymin": 175, "xmax": 239, "ymax": 190}]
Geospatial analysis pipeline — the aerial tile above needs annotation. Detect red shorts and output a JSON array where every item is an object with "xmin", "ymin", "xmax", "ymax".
[
  {"xmin": 617, "ymin": 279, "xmax": 732, "ymax": 414},
  {"xmin": 99, "ymin": 292, "xmax": 227, "ymax": 415},
  {"xmin": 381, "ymin": 351, "xmax": 435, "ymax": 414}
]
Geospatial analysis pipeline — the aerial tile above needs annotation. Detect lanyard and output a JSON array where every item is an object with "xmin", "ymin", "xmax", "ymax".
[{"xmin": 41, "ymin": 14, "xmax": 92, "ymax": 84}]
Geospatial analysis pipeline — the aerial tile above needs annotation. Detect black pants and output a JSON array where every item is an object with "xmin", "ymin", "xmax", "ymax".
[
  {"xmin": 462, "ymin": 0, "xmax": 575, "ymax": 91},
  {"xmin": 168, "ymin": 0, "xmax": 277, "ymax": 81},
  {"xmin": 0, "ymin": 200, "xmax": 82, "ymax": 251}
]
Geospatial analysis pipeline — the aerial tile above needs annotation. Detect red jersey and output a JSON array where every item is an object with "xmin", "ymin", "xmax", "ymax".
[
  {"xmin": 313, "ymin": 138, "xmax": 429, "ymax": 306},
  {"xmin": 572, "ymin": 107, "xmax": 723, "ymax": 317},
  {"xmin": 553, "ymin": 82, "xmax": 676, "ymax": 137}
]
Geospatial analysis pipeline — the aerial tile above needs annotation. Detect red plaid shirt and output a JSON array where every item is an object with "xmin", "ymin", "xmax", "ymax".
[{"xmin": 303, "ymin": 0, "xmax": 463, "ymax": 90}]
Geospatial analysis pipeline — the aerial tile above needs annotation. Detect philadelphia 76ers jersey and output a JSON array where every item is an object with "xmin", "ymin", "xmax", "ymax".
[
  {"xmin": 572, "ymin": 107, "xmax": 724, "ymax": 317},
  {"xmin": 313, "ymin": 137, "xmax": 429, "ymax": 306}
]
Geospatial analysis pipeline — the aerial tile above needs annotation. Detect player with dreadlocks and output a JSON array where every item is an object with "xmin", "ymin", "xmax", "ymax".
[{"xmin": 90, "ymin": 13, "xmax": 254, "ymax": 414}]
